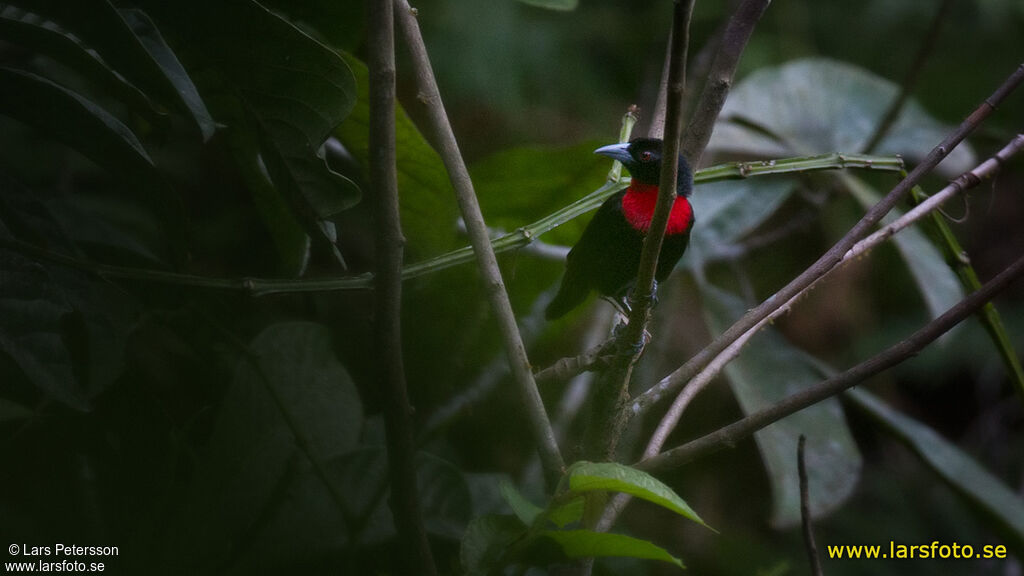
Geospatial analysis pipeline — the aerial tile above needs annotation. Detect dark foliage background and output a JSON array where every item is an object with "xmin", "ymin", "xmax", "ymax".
[{"xmin": 0, "ymin": 0, "xmax": 1022, "ymax": 574}]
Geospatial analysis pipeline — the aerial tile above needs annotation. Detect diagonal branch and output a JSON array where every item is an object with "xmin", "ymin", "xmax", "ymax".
[
  {"xmin": 392, "ymin": 0, "xmax": 564, "ymax": 482},
  {"xmin": 680, "ymin": 0, "xmax": 772, "ymax": 166},
  {"xmin": 632, "ymin": 62, "xmax": 1024, "ymax": 420},
  {"xmin": 368, "ymin": 0, "xmax": 436, "ymax": 572},
  {"xmin": 862, "ymin": 0, "xmax": 955, "ymax": 153},
  {"xmin": 639, "ymin": 247, "xmax": 1024, "ymax": 474},
  {"xmin": 643, "ymin": 132, "xmax": 1024, "ymax": 456}
]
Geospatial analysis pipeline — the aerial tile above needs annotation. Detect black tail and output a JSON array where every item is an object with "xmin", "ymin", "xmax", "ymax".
[{"xmin": 545, "ymin": 279, "xmax": 589, "ymax": 320}]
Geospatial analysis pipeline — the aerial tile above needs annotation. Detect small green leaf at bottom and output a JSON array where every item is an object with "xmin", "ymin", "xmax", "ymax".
[{"xmin": 537, "ymin": 530, "xmax": 684, "ymax": 569}]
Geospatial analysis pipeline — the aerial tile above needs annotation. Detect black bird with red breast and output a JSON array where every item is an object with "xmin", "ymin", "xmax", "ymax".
[{"xmin": 545, "ymin": 138, "xmax": 695, "ymax": 320}]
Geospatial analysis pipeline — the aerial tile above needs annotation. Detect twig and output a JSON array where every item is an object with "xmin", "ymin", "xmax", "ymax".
[
  {"xmin": 637, "ymin": 248, "xmax": 1024, "ymax": 473},
  {"xmin": 862, "ymin": 0, "xmax": 954, "ymax": 154},
  {"xmin": 799, "ymin": 436, "xmax": 825, "ymax": 576},
  {"xmin": 0, "ymin": 154, "xmax": 902, "ymax": 297},
  {"xmin": 586, "ymin": 0, "xmax": 694, "ymax": 462},
  {"xmin": 680, "ymin": 0, "xmax": 772, "ymax": 166},
  {"xmin": 393, "ymin": 0, "xmax": 565, "ymax": 482},
  {"xmin": 368, "ymin": 1, "xmax": 437, "ymax": 573},
  {"xmin": 632, "ymin": 63, "xmax": 1024, "ymax": 419},
  {"xmin": 640, "ymin": 132, "xmax": 1024, "ymax": 450}
]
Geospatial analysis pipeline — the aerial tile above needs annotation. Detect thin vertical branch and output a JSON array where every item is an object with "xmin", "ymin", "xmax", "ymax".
[
  {"xmin": 586, "ymin": 0, "xmax": 694, "ymax": 463},
  {"xmin": 369, "ymin": 2, "xmax": 436, "ymax": 574},
  {"xmin": 862, "ymin": 0, "xmax": 954, "ymax": 153},
  {"xmin": 393, "ymin": 0, "xmax": 564, "ymax": 482},
  {"xmin": 799, "ymin": 436, "xmax": 825, "ymax": 576},
  {"xmin": 680, "ymin": 0, "xmax": 772, "ymax": 166},
  {"xmin": 369, "ymin": 1, "xmax": 437, "ymax": 574}
]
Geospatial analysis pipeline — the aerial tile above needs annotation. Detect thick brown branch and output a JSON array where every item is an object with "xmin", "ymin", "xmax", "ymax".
[
  {"xmin": 369, "ymin": 0, "xmax": 436, "ymax": 573},
  {"xmin": 638, "ymin": 250, "xmax": 1024, "ymax": 473}
]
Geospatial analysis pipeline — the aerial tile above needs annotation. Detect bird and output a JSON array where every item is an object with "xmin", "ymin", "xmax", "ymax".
[{"xmin": 545, "ymin": 137, "xmax": 695, "ymax": 320}]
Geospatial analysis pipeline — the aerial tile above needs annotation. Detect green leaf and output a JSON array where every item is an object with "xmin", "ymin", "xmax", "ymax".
[
  {"xmin": 118, "ymin": 8, "xmax": 216, "ymax": 141},
  {"xmin": 172, "ymin": 322, "xmax": 361, "ymax": 565},
  {"xmin": 847, "ymin": 389, "xmax": 1024, "ymax": 553},
  {"xmin": 687, "ymin": 177, "xmax": 796, "ymax": 269},
  {"xmin": 516, "ymin": 0, "xmax": 579, "ymax": 11},
  {"xmin": 472, "ymin": 141, "xmax": 610, "ymax": 246},
  {"xmin": 536, "ymin": 530, "xmax": 684, "ymax": 569},
  {"xmin": 461, "ymin": 514, "xmax": 527, "ymax": 575},
  {"xmin": 843, "ymin": 174, "xmax": 964, "ymax": 322},
  {"xmin": 699, "ymin": 283, "xmax": 862, "ymax": 527},
  {"xmin": 547, "ymin": 496, "xmax": 584, "ymax": 528},
  {"xmin": 566, "ymin": 461, "xmax": 711, "ymax": 529},
  {"xmin": 140, "ymin": 0, "xmax": 361, "ymax": 257},
  {"xmin": 0, "ymin": 398, "xmax": 34, "ymax": 423},
  {"xmin": 0, "ymin": 7, "xmax": 159, "ymax": 122},
  {"xmin": 709, "ymin": 58, "xmax": 976, "ymax": 177},
  {"xmin": 336, "ymin": 52, "xmax": 459, "ymax": 259},
  {"xmin": 500, "ymin": 477, "xmax": 544, "ymax": 526},
  {"xmin": 0, "ymin": 67, "xmax": 156, "ymax": 182},
  {"xmin": 7, "ymin": 0, "xmax": 212, "ymax": 136},
  {"xmin": 0, "ymin": 251, "xmax": 88, "ymax": 410}
]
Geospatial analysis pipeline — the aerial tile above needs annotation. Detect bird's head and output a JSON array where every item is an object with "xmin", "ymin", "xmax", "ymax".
[{"xmin": 594, "ymin": 138, "xmax": 693, "ymax": 197}]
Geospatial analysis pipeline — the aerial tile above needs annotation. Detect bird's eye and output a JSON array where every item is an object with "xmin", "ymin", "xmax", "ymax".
[{"xmin": 640, "ymin": 151, "xmax": 653, "ymax": 162}]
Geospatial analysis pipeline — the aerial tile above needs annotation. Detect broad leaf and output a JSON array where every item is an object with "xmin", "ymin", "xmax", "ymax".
[
  {"xmin": 567, "ymin": 461, "xmax": 710, "ymax": 528},
  {"xmin": 848, "ymin": 389, "xmax": 1024, "ymax": 552},
  {"xmin": 336, "ymin": 52, "xmax": 459, "ymax": 259},
  {"xmin": 500, "ymin": 477, "xmax": 544, "ymax": 526},
  {"xmin": 472, "ymin": 141, "xmax": 610, "ymax": 246},
  {"xmin": 536, "ymin": 530, "xmax": 684, "ymax": 569},
  {"xmin": 843, "ymin": 174, "xmax": 964, "ymax": 322},
  {"xmin": 0, "ymin": 67, "xmax": 156, "ymax": 182},
  {"xmin": 6, "ymin": 0, "xmax": 213, "ymax": 137},
  {"xmin": 687, "ymin": 177, "xmax": 796, "ymax": 269},
  {"xmin": 700, "ymin": 283, "xmax": 862, "ymax": 527},
  {"xmin": 171, "ymin": 322, "xmax": 361, "ymax": 568},
  {"xmin": 0, "ymin": 251, "xmax": 87, "ymax": 410},
  {"xmin": 140, "ymin": 0, "xmax": 361, "ymax": 259},
  {"xmin": 0, "ymin": 6, "xmax": 158, "ymax": 121},
  {"xmin": 461, "ymin": 514, "xmax": 526, "ymax": 576},
  {"xmin": 709, "ymin": 58, "xmax": 976, "ymax": 176},
  {"xmin": 118, "ymin": 8, "xmax": 215, "ymax": 140}
]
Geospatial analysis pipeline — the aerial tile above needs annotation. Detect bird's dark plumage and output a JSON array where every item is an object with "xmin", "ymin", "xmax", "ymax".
[{"xmin": 545, "ymin": 138, "xmax": 694, "ymax": 320}]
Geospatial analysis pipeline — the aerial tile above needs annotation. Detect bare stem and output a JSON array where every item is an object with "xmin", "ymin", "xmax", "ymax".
[
  {"xmin": 638, "ymin": 249, "xmax": 1024, "ymax": 473},
  {"xmin": 862, "ymin": 0, "xmax": 954, "ymax": 153},
  {"xmin": 799, "ymin": 436, "xmax": 825, "ymax": 576},
  {"xmin": 393, "ymin": 0, "xmax": 564, "ymax": 482},
  {"xmin": 368, "ymin": 0, "xmax": 436, "ymax": 573},
  {"xmin": 680, "ymin": 0, "xmax": 772, "ymax": 166}
]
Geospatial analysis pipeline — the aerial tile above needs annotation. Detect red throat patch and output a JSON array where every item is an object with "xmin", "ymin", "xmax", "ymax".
[{"xmin": 621, "ymin": 182, "xmax": 693, "ymax": 235}]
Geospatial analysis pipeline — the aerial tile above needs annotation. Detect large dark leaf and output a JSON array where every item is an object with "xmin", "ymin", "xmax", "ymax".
[
  {"xmin": 139, "ymin": 0, "xmax": 361, "ymax": 262},
  {"xmin": 700, "ymin": 282, "xmax": 862, "ymax": 527},
  {"xmin": 4, "ymin": 0, "xmax": 214, "ymax": 137},
  {"xmin": 0, "ymin": 67, "xmax": 156, "ymax": 182},
  {"xmin": 335, "ymin": 52, "xmax": 458, "ymax": 260},
  {"xmin": 708, "ymin": 58, "xmax": 976, "ymax": 176},
  {"xmin": 0, "ymin": 6, "xmax": 158, "ymax": 121}
]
